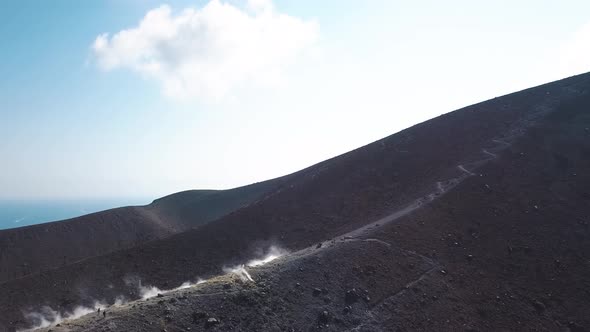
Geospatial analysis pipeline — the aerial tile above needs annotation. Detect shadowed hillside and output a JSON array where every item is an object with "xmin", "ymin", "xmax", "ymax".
[
  {"xmin": 0, "ymin": 179, "xmax": 283, "ymax": 285},
  {"xmin": 2, "ymin": 73, "xmax": 590, "ymax": 331}
]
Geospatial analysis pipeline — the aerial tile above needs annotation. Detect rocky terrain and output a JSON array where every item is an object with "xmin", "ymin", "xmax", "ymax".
[{"xmin": 2, "ymin": 73, "xmax": 590, "ymax": 331}]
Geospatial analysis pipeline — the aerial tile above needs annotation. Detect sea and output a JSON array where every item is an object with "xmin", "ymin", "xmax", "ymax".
[{"xmin": 0, "ymin": 198, "xmax": 152, "ymax": 230}]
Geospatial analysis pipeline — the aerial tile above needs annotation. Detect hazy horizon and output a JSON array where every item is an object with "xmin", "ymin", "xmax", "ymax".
[
  {"xmin": 0, "ymin": 198, "xmax": 153, "ymax": 230},
  {"xmin": 2, "ymin": 0, "xmax": 590, "ymax": 200}
]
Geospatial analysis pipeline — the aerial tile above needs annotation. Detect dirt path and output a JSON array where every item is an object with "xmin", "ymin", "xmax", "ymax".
[
  {"xmin": 482, "ymin": 148, "xmax": 498, "ymax": 158},
  {"xmin": 340, "ymin": 100, "xmax": 578, "ymax": 332},
  {"xmin": 286, "ymin": 131, "xmax": 515, "ymax": 269},
  {"xmin": 456, "ymin": 164, "xmax": 475, "ymax": 176}
]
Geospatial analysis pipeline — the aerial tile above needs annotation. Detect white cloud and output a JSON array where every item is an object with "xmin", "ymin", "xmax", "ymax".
[
  {"xmin": 247, "ymin": 0, "xmax": 273, "ymax": 12},
  {"xmin": 91, "ymin": 0, "xmax": 319, "ymax": 100}
]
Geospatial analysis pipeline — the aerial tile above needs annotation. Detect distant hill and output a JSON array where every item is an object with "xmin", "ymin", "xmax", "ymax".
[{"xmin": 0, "ymin": 178, "xmax": 283, "ymax": 284}]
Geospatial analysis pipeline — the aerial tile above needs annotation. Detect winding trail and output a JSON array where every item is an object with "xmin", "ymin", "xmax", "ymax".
[
  {"xmin": 492, "ymin": 139, "xmax": 511, "ymax": 147},
  {"xmin": 341, "ymin": 161, "xmax": 477, "ymax": 241},
  {"xmin": 482, "ymin": 149, "xmax": 497, "ymax": 158},
  {"xmin": 436, "ymin": 181, "xmax": 444, "ymax": 194},
  {"xmin": 457, "ymin": 164, "xmax": 475, "ymax": 176},
  {"xmin": 341, "ymin": 106, "xmax": 568, "ymax": 332}
]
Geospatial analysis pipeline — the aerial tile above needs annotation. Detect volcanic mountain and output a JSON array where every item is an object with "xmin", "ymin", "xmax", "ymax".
[{"xmin": 2, "ymin": 72, "xmax": 590, "ymax": 331}]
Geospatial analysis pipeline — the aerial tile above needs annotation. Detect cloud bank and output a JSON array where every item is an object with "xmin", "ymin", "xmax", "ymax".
[{"xmin": 92, "ymin": 0, "xmax": 319, "ymax": 100}]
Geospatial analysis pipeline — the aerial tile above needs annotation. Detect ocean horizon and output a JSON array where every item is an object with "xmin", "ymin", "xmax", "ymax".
[{"xmin": 0, "ymin": 198, "xmax": 152, "ymax": 230}]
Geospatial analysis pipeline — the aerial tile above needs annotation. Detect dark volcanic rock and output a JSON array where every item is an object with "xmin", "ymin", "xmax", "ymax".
[
  {"xmin": 312, "ymin": 288, "xmax": 322, "ymax": 296},
  {"xmin": 206, "ymin": 317, "xmax": 220, "ymax": 328},
  {"xmin": 345, "ymin": 289, "xmax": 360, "ymax": 304}
]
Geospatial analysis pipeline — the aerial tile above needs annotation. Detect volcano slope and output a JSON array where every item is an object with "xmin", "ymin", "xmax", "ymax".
[
  {"xmin": 0, "ymin": 179, "xmax": 283, "ymax": 285},
  {"xmin": 4, "ymin": 73, "xmax": 590, "ymax": 331}
]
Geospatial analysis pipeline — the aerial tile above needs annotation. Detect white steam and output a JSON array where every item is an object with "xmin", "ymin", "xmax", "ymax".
[
  {"xmin": 20, "ymin": 279, "xmax": 207, "ymax": 330},
  {"xmin": 246, "ymin": 246, "xmax": 287, "ymax": 267},
  {"xmin": 139, "ymin": 278, "xmax": 208, "ymax": 300},
  {"xmin": 19, "ymin": 245, "xmax": 286, "ymax": 330},
  {"xmin": 224, "ymin": 245, "xmax": 288, "ymax": 282},
  {"xmin": 174, "ymin": 279, "xmax": 207, "ymax": 291},
  {"xmin": 113, "ymin": 296, "xmax": 127, "ymax": 306},
  {"xmin": 19, "ymin": 301, "xmax": 107, "ymax": 332},
  {"xmin": 139, "ymin": 284, "xmax": 163, "ymax": 300},
  {"xmin": 223, "ymin": 264, "xmax": 255, "ymax": 282}
]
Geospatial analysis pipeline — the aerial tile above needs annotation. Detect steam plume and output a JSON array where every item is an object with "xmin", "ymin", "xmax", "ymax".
[
  {"xmin": 19, "ymin": 245, "xmax": 285, "ymax": 330},
  {"xmin": 224, "ymin": 245, "xmax": 288, "ymax": 282}
]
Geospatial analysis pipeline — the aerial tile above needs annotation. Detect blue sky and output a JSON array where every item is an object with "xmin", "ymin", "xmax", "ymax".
[{"xmin": 1, "ymin": 0, "xmax": 589, "ymax": 200}]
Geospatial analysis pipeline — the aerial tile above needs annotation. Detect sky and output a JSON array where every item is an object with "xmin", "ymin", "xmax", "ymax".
[{"xmin": 1, "ymin": 0, "xmax": 589, "ymax": 201}]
